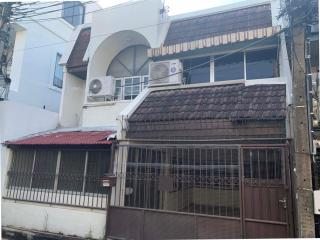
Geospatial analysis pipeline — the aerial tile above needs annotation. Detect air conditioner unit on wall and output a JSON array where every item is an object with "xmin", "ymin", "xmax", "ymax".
[
  {"xmin": 149, "ymin": 59, "xmax": 182, "ymax": 87},
  {"xmin": 87, "ymin": 76, "xmax": 115, "ymax": 101}
]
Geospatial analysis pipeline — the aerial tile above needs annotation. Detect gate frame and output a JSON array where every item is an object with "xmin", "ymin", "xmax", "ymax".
[{"xmin": 106, "ymin": 142, "xmax": 295, "ymax": 239}]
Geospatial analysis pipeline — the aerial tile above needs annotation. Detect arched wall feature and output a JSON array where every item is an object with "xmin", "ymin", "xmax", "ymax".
[
  {"xmin": 107, "ymin": 45, "xmax": 150, "ymax": 78},
  {"xmin": 88, "ymin": 30, "xmax": 150, "ymax": 80},
  {"xmin": 85, "ymin": 30, "xmax": 151, "ymax": 102}
]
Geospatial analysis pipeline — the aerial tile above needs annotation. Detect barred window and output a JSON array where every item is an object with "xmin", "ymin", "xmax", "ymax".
[
  {"xmin": 57, "ymin": 150, "xmax": 86, "ymax": 192},
  {"xmin": 122, "ymin": 146, "xmax": 240, "ymax": 218},
  {"xmin": 6, "ymin": 149, "xmax": 110, "ymax": 209},
  {"xmin": 31, "ymin": 150, "xmax": 58, "ymax": 189},
  {"xmin": 7, "ymin": 150, "xmax": 34, "ymax": 188}
]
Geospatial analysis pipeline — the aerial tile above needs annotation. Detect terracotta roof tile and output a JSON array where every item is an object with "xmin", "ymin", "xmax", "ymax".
[{"xmin": 5, "ymin": 131, "xmax": 113, "ymax": 146}]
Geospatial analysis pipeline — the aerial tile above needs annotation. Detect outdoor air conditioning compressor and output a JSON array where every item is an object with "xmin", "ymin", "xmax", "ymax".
[
  {"xmin": 148, "ymin": 59, "xmax": 182, "ymax": 87},
  {"xmin": 87, "ymin": 76, "xmax": 115, "ymax": 101}
]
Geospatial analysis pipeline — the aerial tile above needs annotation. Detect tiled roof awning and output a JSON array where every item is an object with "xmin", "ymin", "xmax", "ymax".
[
  {"xmin": 127, "ymin": 84, "xmax": 287, "ymax": 140},
  {"xmin": 149, "ymin": 4, "xmax": 278, "ymax": 58},
  {"xmin": 165, "ymin": 4, "xmax": 272, "ymax": 46},
  {"xmin": 129, "ymin": 84, "xmax": 286, "ymax": 123},
  {"xmin": 66, "ymin": 27, "xmax": 91, "ymax": 79},
  {"xmin": 5, "ymin": 131, "xmax": 114, "ymax": 146}
]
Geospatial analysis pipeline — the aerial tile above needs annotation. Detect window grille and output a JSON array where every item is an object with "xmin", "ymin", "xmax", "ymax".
[
  {"xmin": 5, "ymin": 149, "xmax": 110, "ymax": 209},
  {"xmin": 113, "ymin": 145, "xmax": 241, "ymax": 218}
]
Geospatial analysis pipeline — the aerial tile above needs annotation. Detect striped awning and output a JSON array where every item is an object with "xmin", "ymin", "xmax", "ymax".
[{"xmin": 148, "ymin": 26, "xmax": 281, "ymax": 58}]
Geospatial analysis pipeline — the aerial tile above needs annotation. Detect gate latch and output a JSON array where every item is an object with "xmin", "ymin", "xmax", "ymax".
[{"xmin": 279, "ymin": 197, "xmax": 287, "ymax": 209}]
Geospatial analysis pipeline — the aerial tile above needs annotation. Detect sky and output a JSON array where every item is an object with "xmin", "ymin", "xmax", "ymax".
[{"xmin": 97, "ymin": 0, "xmax": 245, "ymax": 16}]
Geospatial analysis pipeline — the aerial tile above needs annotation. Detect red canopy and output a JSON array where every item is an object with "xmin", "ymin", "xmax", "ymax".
[{"xmin": 5, "ymin": 131, "xmax": 114, "ymax": 146}]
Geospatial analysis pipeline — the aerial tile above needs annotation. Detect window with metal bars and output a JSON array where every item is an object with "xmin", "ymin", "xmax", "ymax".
[
  {"xmin": 115, "ymin": 146, "xmax": 241, "ymax": 218},
  {"xmin": 6, "ymin": 149, "xmax": 110, "ymax": 208}
]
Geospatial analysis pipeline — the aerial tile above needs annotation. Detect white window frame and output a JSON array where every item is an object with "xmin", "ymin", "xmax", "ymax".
[
  {"xmin": 113, "ymin": 75, "xmax": 149, "ymax": 101},
  {"xmin": 50, "ymin": 53, "xmax": 63, "ymax": 91},
  {"xmin": 211, "ymin": 47, "xmax": 280, "ymax": 83}
]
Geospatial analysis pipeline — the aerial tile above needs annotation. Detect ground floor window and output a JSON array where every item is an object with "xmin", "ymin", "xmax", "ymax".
[
  {"xmin": 5, "ymin": 148, "xmax": 110, "ymax": 209},
  {"xmin": 112, "ymin": 145, "xmax": 286, "ymax": 219},
  {"xmin": 116, "ymin": 146, "xmax": 241, "ymax": 217}
]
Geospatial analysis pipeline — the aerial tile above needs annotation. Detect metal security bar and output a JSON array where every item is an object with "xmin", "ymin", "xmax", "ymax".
[
  {"xmin": 5, "ymin": 149, "xmax": 110, "ymax": 209},
  {"xmin": 112, "ymin": 144, "xmax": 240, "ymax": 218}
]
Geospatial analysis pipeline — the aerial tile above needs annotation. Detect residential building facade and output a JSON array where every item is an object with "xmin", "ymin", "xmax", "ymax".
[{"xmin": 2, "ymin": 0, "xmax": 317, "ymax": 239}]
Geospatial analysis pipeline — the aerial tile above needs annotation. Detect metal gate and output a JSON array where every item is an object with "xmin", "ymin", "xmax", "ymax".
[{"xmin": 106, "ymin": 144, "xmax": 293, "ymax": 239}]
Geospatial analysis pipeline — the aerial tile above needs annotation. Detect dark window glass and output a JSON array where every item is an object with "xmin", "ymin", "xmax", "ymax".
[
  {"xmin": 85, "ymin": 150, "xmax": 110, "ymax": 193},
  {"xmin": 214, "ymin": 53, "xmax": 244, "ymax": 81},
  {"xmin": 57, "ymin": 150, "xmax": 86, "ymax": 191},
  {"xmin": 31, "ymin": 150, "xmax": 58, "ymax": 189},
  {"xmin": 62, "ymin": 1, "xmax": 84, "ymax": 26},
  {"xmin": 246, "ymin": 48, "xmax": 279, "ymax": 79},
  {"xmin": 7, "ymin": 150, "xmax": 34, "ymax": 187},
  {"xmin": 183, "ymin": 57, "xmax": 210, "ymax": 84}
]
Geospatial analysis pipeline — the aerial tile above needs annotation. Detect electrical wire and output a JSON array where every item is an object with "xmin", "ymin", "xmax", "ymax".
[
  {"xmin": 12, "ymin": 1, "xmax": 95, "ymax": 20},
  {"xmin": 7, "ymin": 0, "xmax": 313, "ymax": 89},
  {"xmin": 12, "ymin": 0, "xmax": 139, "ymax": 23}
]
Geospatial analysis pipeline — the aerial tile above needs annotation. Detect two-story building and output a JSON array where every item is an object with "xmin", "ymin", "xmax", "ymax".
[{"xmin": 2, "ymin": 0, "xmax": 314, "ymax": 239}]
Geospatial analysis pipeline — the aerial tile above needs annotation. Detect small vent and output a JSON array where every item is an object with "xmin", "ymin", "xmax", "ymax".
[
  {"xmin": 150, "ymin": 62, "xmax": 170, "ymax": 84},
  {"xmin": 89, "ymin": 79, "xmax": 102, "ymax": 94}
]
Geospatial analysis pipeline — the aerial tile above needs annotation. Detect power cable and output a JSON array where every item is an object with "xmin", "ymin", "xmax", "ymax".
[
  {"xmin": 12, "ymin": 0, "xmax": 139, "ymax": 23},
  {"xmin": 12, "ymin": 1, "xmax": 95, "ymax": 20}
]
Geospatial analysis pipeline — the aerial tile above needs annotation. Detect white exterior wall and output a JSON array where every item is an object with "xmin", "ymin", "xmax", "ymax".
[
  {"xmin": 2, "ymin": 200, "xmax": 106, "ymax": 239},
  {"xmin": 59, "ymin": 0, "xmax": 169, "ymax": 128},
  {"xmin": 9, "ymin": 20, "xmax": 72, "ymax": 112},
  {"xmin": 82, "ymin": 101, "xmax": 130, "ymax": 128},
  {"xmin": 81, "ymin": 0, "xmax": 168, "ymax": 128},
  {"xmin": 0, "ymin": 101, "xmax": 58, "ymax": 192},
  {"xmin": 59, "ymin": 70, "xmax": 86, "ymax": 128},
  {"xmin": 9, "ymin": 2, "xmax": 101, "ymax": 113}
]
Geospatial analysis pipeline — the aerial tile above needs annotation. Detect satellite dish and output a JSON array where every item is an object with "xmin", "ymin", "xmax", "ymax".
[{"xmin": 89, "ymin": 79, "xmax": 102, "ymax": 94}]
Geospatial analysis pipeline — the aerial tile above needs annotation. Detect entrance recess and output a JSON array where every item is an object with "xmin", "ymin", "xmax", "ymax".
[{"xmin": 107, "ymin": 144, "xmax": 293, "ymax": 239}]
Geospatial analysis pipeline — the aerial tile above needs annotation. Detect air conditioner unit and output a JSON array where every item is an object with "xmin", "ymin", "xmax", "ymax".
[
  {"xmin": 149, "ymin": 59, "xmax": 182, "ymax": 87},
  {"xmin": 87, "ymin": 76, "xmax": 115, "ymax": 101}
]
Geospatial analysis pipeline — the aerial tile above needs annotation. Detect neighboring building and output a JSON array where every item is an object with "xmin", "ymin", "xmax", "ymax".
[
  {"xmin": 7, "ymin": 1, "xmax": 100, "ymax": 112},
  {"xmin": 1, "ymin": 2, "xmax": 101, "ymax": 239},
  {"xmin": 2, "ymin": 0, "xmax": 316, "ymax": 239}
]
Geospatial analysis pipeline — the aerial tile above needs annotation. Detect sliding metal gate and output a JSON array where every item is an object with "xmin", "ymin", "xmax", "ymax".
[{"xmin": 107, "ymin": 144, "xmax": 293, "ymax": 239}]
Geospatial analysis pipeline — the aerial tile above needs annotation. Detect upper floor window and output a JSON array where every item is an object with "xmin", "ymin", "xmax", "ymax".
[
  {"xmin": 53, "ymin": 53, "xmax": 63, "ymax": 88},
  {"xmin": 107, "ymin": 45, "xmax": 150, "ymax": 101},
  {"xmin": 62, "ymin": 1, "xmax": 85, "ymax": 27},
  {"xmin": 183, "ymin": 57, "xmax": 210, "ymax": 84},
  {"xmin": 182, "ymin": 47, "xmax": 279, "ymax": 85},
  {"xmin": 246, "ymin": 48, "xmax": 279, "ymax": 80},
  {"xmin": 214, "ymin": 52, "xmax": 244, "ymax": 81}
]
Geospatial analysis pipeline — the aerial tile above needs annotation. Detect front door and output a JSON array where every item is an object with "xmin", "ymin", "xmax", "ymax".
[{"xmin": 242, "ymin": 147, "xmax": 292, "ymax": 238}]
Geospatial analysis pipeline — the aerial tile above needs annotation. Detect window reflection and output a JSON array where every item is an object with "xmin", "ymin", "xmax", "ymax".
[
  {"xmin": 246, "ymin": 48, "xmax": 279, "ymax": 79},
  {"xmin": 183, "ymin": 57, "xmax": 210, "ymax": 84},
  {"xmin": 214, "ymin": 53, "xmax": 244, "ymax": 81}
]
